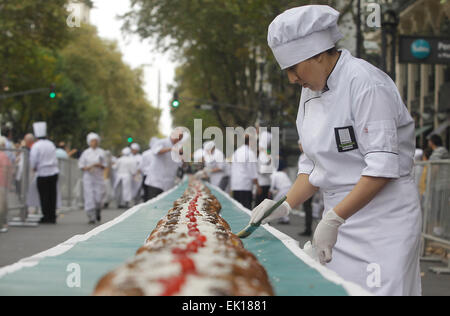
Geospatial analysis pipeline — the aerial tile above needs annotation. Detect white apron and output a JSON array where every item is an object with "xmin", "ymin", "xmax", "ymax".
[
  {"xmin": 82, "ymin": 169, "xmax": 105, "ymax": 211},
  {"xmin": 79, "ymin": 148, "xmax": 106, "ymax": 212},
  {"xmin": 324, "ymin": 176, "xmax": 422, "ymax": 296}
]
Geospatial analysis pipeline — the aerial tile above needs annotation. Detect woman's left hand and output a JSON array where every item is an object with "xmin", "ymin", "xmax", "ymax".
[{"xmin": 312, "ymin": 209, "xmax": 345, "ymax": 265}]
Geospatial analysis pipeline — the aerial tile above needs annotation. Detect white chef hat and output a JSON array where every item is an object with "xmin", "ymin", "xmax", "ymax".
[
  {"xmin": 33, "ymin": 122, "xmax": 47, "ymax": 138},
  {"xmin": 268, "ymin": 5, "xmax": 343, "ymax": 70},
  {"xmin": 203, "ymin": 141, "xmax": 215, "ymax": 152},
  {"xmin": 122, "ymin": 147, "xmax": 131, "ymax": 156},
  {"xmin": 87, "ymin": 132, "xmax": 100, "ymax": 146},
  {"xmin": 131, "ymin": 143, "xmax": 140, "ymax": 151},
  {"xmin": 259, "ymin": 131, "xmax": 272, "ymax": 150}
]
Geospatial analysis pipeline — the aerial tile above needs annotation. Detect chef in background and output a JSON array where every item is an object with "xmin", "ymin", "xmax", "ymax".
[
  {"xmin": 79, "ymin": 133, "xmax": 106, "ymax": 224},
  {"xmin": 256, "ymin": 130, "xmax": 273, "ymax": 205},
  {"xmin": 130, "ymin": 143, "xmax": 143, "ymax": 203},
  {"xmin": 141, "ymin": 137, "xmax": 159, "ymax": 202},
  {"xmin": 30, "ymin": 122, "xmax": 59, "ymax": 224},
  {"xmin": 144, "ymin": 128, "xmax": 186, "ymax": 199},
  {"xmin": 230, "ymin": 134, "xmax": 260, "ymax": 209},
  {"xmin": 113, "ymin": 147, "xmax": 137, "ymax": 209}
]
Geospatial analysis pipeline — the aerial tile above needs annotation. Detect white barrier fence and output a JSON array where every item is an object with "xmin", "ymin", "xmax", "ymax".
[
  {"xmin": 415, "ymin": 160, "xmax": 450, "ymax": 274},
  {"xmin": 0, "ymin": 149, "xmax": 82, "ymax": 228}
]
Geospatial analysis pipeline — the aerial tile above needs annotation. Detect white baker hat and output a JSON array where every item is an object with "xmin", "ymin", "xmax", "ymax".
[
  {"xmin": 131, "ymin": 143, "xmax": 140, "ymax": 151},
  {"xmin": 87, "ymin": 132, "xmax": 100, "ymax": 146},
  {"xmin": 33, "ymin": 122, "xmax": 47, "ymax": 138},
  {"xmin": 268, "ymin": 5, "xmax": 343, "ymax": 70},
  {"xmin": 122, "ymin": 147, "xmax": 131, "ymax": 156}
]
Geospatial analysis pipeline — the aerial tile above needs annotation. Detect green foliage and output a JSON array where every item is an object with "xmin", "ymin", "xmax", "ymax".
[
  {"xmin": 0, "ymin": 1, "xmax": 160, "ymax": 153},
  {"xmin": 123, "ymin": 0, "xmax": 306, "ymax": 131}
]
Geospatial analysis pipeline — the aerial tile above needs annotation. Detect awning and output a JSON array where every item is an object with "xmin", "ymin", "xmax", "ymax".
[
  {"xmin": 415, "ymin": 125, "xmax": 433, "ymax": 137},
  {"xmin": 429, "ymin": 120, "xmax": 450, "ymax": 136}
]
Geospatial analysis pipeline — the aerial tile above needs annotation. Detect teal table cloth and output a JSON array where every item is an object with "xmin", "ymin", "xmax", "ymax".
[{"xmin": 0, "ymin": 179, "xmax": 368, "ymax": 296}]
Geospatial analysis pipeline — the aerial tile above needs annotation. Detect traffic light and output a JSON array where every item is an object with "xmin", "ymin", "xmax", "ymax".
[
  {"xmin": 49, "ymin": 84, "xmax": 56, "ymax": 99},
  {"xmin": 171, "ymin": 92, "xmax": 180, "ymax": 108},
  {"xmin": 127, "ymin": 137, "xmax": 133, "ymax": 143}
]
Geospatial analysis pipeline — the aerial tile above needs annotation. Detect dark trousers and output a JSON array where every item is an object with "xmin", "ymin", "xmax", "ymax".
[
  {"xmin": 233, "ymin": 190, "xmax": 253, "ymax": 210},
  {"xmin": 255, "ymin": 185, "xmax": 270, "ymax": 206},
  {"xmin": 304, "ymin": 197, "xmax": 313, "ymax": 233},
  {"xmin": 145, "ymin": 185, "xmax": 164, "ymax": 201},
  {"xmin": 37, "ymin": 174, "xmax": 58, "ymax": 222}
]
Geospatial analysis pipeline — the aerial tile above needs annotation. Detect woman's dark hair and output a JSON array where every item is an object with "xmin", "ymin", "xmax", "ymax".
[
  {"xmin": 423, "ymin": 147, "xmax": 433, "ymax": 160},
  {"xmin": 312, "ymin": 47, "xmax": 338, "ymax": 59},
  {"xmin": 429, "ymin": 134, "xmax": 443, "ymax": 147},
  {"xmin": 278, "ymin": 159, "xmax": 287, "ymax": 171}
]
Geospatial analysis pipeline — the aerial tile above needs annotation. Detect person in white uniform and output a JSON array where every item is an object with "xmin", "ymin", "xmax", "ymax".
[
  {"xmin": 256, "ymin": 130, "xmax": 274, "ymax": 205},
  {"xmin": 79, "ymin": 133, "xmax": 107, "ymax": 224},
  {"xmin": 130, "ymin": 143, "xmax": 143, "ymax": 203},
  {"xmin": 30, "ymin": 122, "xmax": 60, "ymax": 224},
  {"xmin": 144, "ymin": 129, "xmax": 185, "ymax": 199},
  {"xmin": 202, "ymin": 141, "xmax": 227, "ymax": 190},
  {"xmin": 298, "ymin": 141, "xmax": 314, "ymax": 236},
  {"xmin": 113, "ymin": 147, "xmax": 137, "ymax": 209},
  {"xmin": 251, "ymin": 5, "xmax": 422, "ymax": 296},
  {"xmin": 141, "ymin": 137, "xmax": 159, "ymax": 202},
  {"xmin": 230, "ymin": 135, "xmax": 260, "ymax": 209},
  {"xmin": 269, "ymin": 159, "xmax": 292, "ymax": 224}
]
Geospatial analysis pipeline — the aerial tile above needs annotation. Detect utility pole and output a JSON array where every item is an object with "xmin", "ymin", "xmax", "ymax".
[
  {"xmin": 157, "ymin": 69, "xmax": 161, "ymax": 109},
  {"xmin": 356, "ymin": 0, "xmax": 362, "ymax": 58}
]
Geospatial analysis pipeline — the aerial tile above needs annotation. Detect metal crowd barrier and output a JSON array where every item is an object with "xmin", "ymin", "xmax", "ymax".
[
  {"xmin": 0, "ymin": 148, "xmax": 34, "ymax": 228},
  {"xmin": 58, "ymin": 158, "xmax": 83, "ymax": 211},
  {"xmin": 415, "ymin": 159, "xmax": 450, "ymax": 274},
  {"xmin": 0, "ymin": 148, "xmax": 83, "ymax": 229}
]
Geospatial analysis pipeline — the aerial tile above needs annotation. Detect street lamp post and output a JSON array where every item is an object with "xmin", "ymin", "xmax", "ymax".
[{"xmin": 381, "ymin": 9, "xmax": 399, "ymax": 81}]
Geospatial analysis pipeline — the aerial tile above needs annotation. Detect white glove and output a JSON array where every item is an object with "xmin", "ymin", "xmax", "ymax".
[
  {"xmin": 312, "ymin": 209, "xmax": 345, "ymax": 265},
  {"xmin": 250, "ymin": 199, "xmax": 291, "ymax": 225}
]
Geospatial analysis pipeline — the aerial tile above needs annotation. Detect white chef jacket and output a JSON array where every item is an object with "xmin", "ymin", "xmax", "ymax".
[
  {"xmin": 296, "ymin": 49, "xmax": 421, "ymax": 296},
  {"xmin": 145, "ymin": 138, "xmax": 182, "ymax": 191},
  {"xmin": 204, "ymin": 149, "xmax": 225, "ymax": 187},
  {"xmin": 78, "ymin": 148, "xmax": 107, "ymax": 177},
  {"xmin": 114, "ymin": 156, "xmax": 137, "ymax": 178},
  {"xmin": 297, "ymin": 49, "xmax": 415, "ymax": 190},
  {"xmin": 140, "ymin": 149, "xmax": 154, "ymax": 177},
  {"xmin": 270, "ymin": 171, "xmax": 292, "ymax": 201},
  {"xmin": 230, "ymin": 145, "xmax": 258, "ymax": 191},
  {"xmin": 257, "ymin": 149, "xmax": 274, "ymax": 187},
  {"xmin": 132, "ymin": 153, "xmax": 143, "ymax": 170},
  {"xmin": 30, "ymin": 139, "xmax": 59, "ymax": 177},
  {"xmin": 79, "ymin": 147, "xmax": 107, "ymax": 211}
]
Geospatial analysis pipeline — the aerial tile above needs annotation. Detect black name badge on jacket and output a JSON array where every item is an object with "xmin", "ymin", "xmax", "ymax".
[{"xmin": 334, "ymin": 126, "xmax": 358, "ymax": 152}]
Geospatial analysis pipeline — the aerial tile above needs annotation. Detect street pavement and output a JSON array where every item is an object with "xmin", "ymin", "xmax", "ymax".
[{"xmin": 0, "ymin": 205, "xmax": 449, "ymax": 296}]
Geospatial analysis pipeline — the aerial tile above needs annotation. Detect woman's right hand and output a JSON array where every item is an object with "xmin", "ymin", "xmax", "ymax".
[{"xmin": 250, "ymin": 199, "xmax": 291, "ymax": 225}]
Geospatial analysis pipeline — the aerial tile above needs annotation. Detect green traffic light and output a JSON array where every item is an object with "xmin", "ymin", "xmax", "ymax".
[
  {"xmin": 172, "ymin": 100, "xmax": 180, "ymax": 108},
  {"xmin": 128, "ymin": 137, "xmax": 133, "ymax": 143},
  {"xmin": 50, "ymin": 92, "xmax": 56, "ymax": 99}
]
